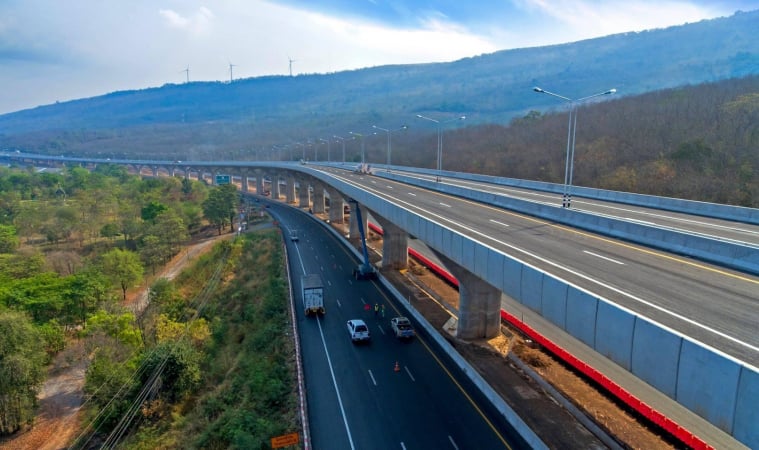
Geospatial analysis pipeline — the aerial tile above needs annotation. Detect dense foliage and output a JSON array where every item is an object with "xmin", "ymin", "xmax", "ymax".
[
  {"xmin": 77, "ymin": 231, "xmax": 298, "ymax": 448},
  {"xmin": 0, "ymin": 167, "xmax": 225, "ymax": 436}
]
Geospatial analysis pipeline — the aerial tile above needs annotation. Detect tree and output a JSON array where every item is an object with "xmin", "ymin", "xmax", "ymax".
[
  {"xmin": 100, "ymin": 248, "xmax": 144, "ymax": 300},
  {"xmin": 0, "ymin": 311, "xmax": 47, "ymax": 434},
  {"xmin": 202, "ymin": 185, "xmax": 238, "ymax": 235},
  {"xmin": 141, "ymin": 201, "xmax": 169, "ymax": 224},
  {"xmin": 0, "ymin": 225, "xmax": 19, "ymax": 253}
]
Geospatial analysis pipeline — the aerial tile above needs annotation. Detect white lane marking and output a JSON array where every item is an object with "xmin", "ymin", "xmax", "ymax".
[
  {"xmin": 448, "ymin": 435, "xmax": 459, "ymax": 450},
  {"xmin": 336, "ymin": 299, "xmax": 342, "ymax": 308},
  {"xmin": 583, "ymin": 250, "xmax": 625, "ymax": 265},
  {"xmin": 368, "ymin": 369, "xmax": 377, "ymax": 386},
  {"xmin": 377, "ymin": 325, "xmax": 386, "ymax": 335},
  {"xmin": 386, "ymin": 185, "xmax": 394, "ymax": 189},
  {"xmin": 489, "ymin": 219, "xmax": 510, "ymax": 227},
  {"xmin": 316, "ymin": 317, "xmax": 356, "ymax": 450},
  {"xmin": 408, "ymin": 192, "xmax": 417, "ymax": 196},
  {"xmin": 327, "ymin": 280, "xmax": 332, "ymax": 287},
  {"xmin": 323, "ymin": 171, "xmax": 759, "ymax": 361},
  {"xmin": 404, "ymin": 366, "xmax": 416, "ymax": 382},
  {"xmin": 439, "ymin": 202, "xmax": 451, "ymax": 208}
]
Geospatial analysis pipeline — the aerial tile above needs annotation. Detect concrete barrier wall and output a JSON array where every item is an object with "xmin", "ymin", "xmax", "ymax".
[
  {"xmin": 630, "ymin": 319, "xmax": 681, "ymax": 398},
  {"xmin": 378, "ymin": 171, "xmax": 759, "ymax": 276},
  {"xmin": 386, "ymin": 165, "xmax": 759, "ymax": 225},
  {"xmin": 303, "ymin": 166, "xmax": 759, "ymax": 450}
]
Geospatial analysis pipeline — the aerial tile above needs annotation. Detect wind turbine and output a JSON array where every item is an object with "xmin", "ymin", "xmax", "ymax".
[
  {"xmin": 181, "ymin": 65, "xmax": 189, "ymax": 83},
  {"xmin": 288, "ymin": 56, "xmax": 296, "ymax": 77},
  {"xmin": 229, "ymin": 62, "xmax": 237, "ymax": 83}
]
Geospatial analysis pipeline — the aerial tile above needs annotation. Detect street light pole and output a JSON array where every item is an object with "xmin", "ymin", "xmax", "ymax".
[
  {"xmin": 372, "ymin": 124, "xmax": 407, "ymax": 170},
  {"xmin": 416, "ymin": 114, "xmax": 466, "ymax": 181},
  {"xmin": 349, "ymin": 131, "xmax": 366, "ymax": 164},
  {"xmin": 333, "ymin": 135, "xmax": 347, "ymax": 163},
  {"xmin": 319, "ymin": 138, "xmax": 331, "ymax": 162},
  {"xmin": 533, "ymin": 86, "xmax": 616, "ymax": 208}
]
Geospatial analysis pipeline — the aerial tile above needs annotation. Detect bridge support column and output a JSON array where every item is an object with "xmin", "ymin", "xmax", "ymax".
[
  {"xmin": 271, "ymin": 174, "xmax": 281, "ymax": 200},
  {"xmin": 312, "ymin": 183, "xmax": 326, "ymax": 213},
  {"xmin": 285, "ymin": 176, "xmax": 296, "ymax": 203},
  {"xmin": 241, "ymin": 176, "xmax": 249, "ymax": 193},
  {"xmin": 256, "ymin": 174, "xmax": 264, "ymax": 195},
  {"xmin": 437, "ymin": 254, "xmax": 501, "ymax": 340},
  {"xmin": 297, "ymin": 179, "xmax": 310, "ymax": 208},
  {"xmin": 373, "ymin": 217, "xmax": 407, "ymax": 270},
  {"xmin": 327, "ymin": 189, "xmax": 344, "ymax": 224},
  {"xmin": 348, "ymin": 203, "xmax": 367, "ymax": 241}
]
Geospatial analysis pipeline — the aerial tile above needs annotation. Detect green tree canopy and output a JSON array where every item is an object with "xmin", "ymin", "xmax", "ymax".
[
  {"xmin": 0, "ymin": 225, "xmax": 19, "ymax": 253},
  {"xmin": 202, "ymin": 184, "xmax": 238, "ymax": 235},
  {"xmin": 100, "ymin": 248, "xmax": 144, "ymax": 300},
  {"xmin": 0, "ymin": 310, "xmax": 47, "ymax": 434}
]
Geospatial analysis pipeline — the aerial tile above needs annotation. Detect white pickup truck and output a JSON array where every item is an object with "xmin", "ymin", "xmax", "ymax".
[{"xmin": 390, "ymin": 317, "xmax": 415, "ymax": 339}]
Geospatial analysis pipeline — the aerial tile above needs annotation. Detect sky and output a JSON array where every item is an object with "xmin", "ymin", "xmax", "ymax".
[{"xmin": 0, "ymin": 0, "xmax": 756, "ymax": 115}]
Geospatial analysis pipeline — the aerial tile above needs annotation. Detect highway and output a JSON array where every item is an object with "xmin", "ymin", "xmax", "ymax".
[
  {"xmin": 317, "ymin": 166, "xmax": 759, "ymax": 368},
  {"xmin": 269, "ymin": 203, "xmax": 533, "ymax": 450},
  {"xmin": 394, "ymin": 169, "xmax": 759, "ymax": 247}
]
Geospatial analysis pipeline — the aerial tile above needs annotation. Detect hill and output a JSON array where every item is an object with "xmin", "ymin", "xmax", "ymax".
[{"xmin": 0, "ymin": 10, "xmax": 756, "ymax": 159}]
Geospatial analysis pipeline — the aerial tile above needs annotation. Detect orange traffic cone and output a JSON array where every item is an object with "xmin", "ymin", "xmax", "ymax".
[{"xmin": 394, "ymin": 361, "xmax": 400, "ymax": 372}]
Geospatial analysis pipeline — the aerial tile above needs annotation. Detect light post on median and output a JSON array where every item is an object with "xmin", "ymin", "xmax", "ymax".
[
  {"xmin": 372, "ymin": 124, "xmax": 408, "ymax": 170},
  {"xmin": 294, "ymin": 142, "xmax": 305, "ymax": 161},
  {"xmin": 319, "ymin": 138, "xmax": 331, "ymax": 162},
  {"xmin": 416, "ymin": 114, "xmax": 466, "ymax": 181},
  {"xmin": 533, "ymin": 86, "xmax": 616, "ymax": 208},
  {"xmin": 349, "ymin": 131, "xmax": 367, "ymax": 164},
  {"xmin": 333, "ymin": 135, "xmax": 349, "ymax": 163}
]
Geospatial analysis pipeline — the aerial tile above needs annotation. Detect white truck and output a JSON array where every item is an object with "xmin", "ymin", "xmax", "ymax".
[
  {"xmin": 390, "ymin": 316, "xmax": 415, "ymax": 339},
  {"xmin": 302, "ymin": 274, "xmax": 325, "ymax": 316}
]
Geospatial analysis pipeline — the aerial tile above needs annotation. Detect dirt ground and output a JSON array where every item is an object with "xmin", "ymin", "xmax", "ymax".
[{"xmin": 0, "ymin": 230, "xmax": 232, "ymax": 450}]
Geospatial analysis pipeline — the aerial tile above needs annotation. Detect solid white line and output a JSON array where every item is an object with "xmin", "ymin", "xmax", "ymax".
[
  {"xmin": 323, "ymin": 171, "xmax": 759, "ymax": 361},
  {"xmin": 448, "ymin": 435, "xmax": 459, "ymax": 450},
  {"xmin": 316, "ymin": 317, "xmax": 356, "ymax": 450},
  {"xmin": 368, "ymin": 369, "xmax": 377, "ymax": 386},
  {"xmin": 583, "ymin": 250, "xmax": 625, "ymax": 265},
  {"xmin": 489, "ymin": 219, "xmax": 510, "ymax": 227},
  {"xmin": 404, "ymin": 366, "xmax": 416, "ymax": 382}
]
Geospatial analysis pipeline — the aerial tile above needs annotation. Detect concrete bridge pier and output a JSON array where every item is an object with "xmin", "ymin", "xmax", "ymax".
[
  {"xmin": 348, "ymin": 202, "xmax": 368, "ymax": 242},
  {"xmin": 297, "ymin": 178, "xmax": 310, "ymax": 208},
  {"xmin": 285, "ymin": 176, "xmax": 296, "ymax": 203},
  {"xmin": 436, "ymin": 253, "xmax": 501, "ymax": 340},
  {"xmin": 372, "ymin": 216, "xmax": 408, "ymax": 270},
  {"xmin": 312, "ymin": 183, "xmax": 326, "ymax": 213},
  {"xmin": 327, "ymin": 189, "xmax": 344, "ymax": 224},
  {"xmin": 271, "ymin": 174, "xmax": 281, "ymax": 200},
  {"xmin": 256, "ymin": 175, "xmax": 264, "ymax": 195}
]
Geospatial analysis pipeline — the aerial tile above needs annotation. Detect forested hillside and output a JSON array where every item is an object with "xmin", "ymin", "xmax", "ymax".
[{"xmin": 0, "ymin": 11, "xmax": 757, "ymax": 206}]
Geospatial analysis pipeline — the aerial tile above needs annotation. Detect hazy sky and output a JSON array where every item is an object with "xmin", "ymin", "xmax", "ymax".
[{"xmin": 0, "ymin": 0, "xmax": 756, "ymax": 114}]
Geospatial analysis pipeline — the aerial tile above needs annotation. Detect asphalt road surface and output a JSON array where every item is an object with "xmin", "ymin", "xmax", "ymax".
[{"xmin": 270, "ymin": 204, "xmax": 532, "ymax": 450}]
